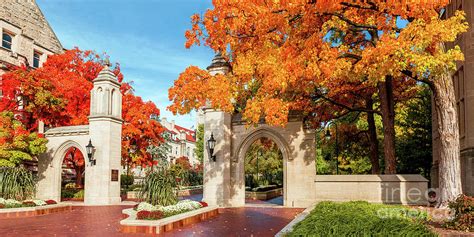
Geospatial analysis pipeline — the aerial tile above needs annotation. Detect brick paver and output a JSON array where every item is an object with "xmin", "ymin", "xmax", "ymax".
[{"xmin": 0, "ymin": 205, "xmax": 303, "ymax": 237}]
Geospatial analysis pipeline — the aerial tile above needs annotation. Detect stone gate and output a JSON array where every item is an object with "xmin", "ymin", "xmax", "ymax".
[
  {"xmin": 201, "ymin": 54, "xmax": 317, "ymax": 208},
  {"xmin": 36, "ymin": 64, "xmax": 123, "ymax": 205}
]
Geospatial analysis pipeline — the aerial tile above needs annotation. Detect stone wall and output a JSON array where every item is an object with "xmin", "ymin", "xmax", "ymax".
[
  {"xmin": 0, "ymin": 0, "xmax": 62, "ymax": 69},
  {"xmin": 314, "ymin": 175, "xmax": 429, "ymax": 205}
]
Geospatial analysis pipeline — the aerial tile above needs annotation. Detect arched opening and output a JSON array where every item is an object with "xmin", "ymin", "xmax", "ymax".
[
  {"xmin": 60, "ymin": 146, "xmax": 86, "ymax": 202},
  {"xmin": 244, "ymin": 137, "xmax": 284, "ymax": 206}
]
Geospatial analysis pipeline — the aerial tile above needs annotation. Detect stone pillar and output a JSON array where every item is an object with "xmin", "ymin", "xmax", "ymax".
[
  {"xmin": 202, "ymin": 109, "xmax": 232, "ymax": 206},
  {"xmin": 202, "ymin": 53, "xmax": 233, "ymax": 207},
  {"xmin": 85, "ymin": 62, "xmax": 123, "ymax": 205}
]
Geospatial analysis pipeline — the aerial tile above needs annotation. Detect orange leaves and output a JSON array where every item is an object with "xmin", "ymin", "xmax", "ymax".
[
  {"xmin": 168, "ymin": 66, "xmax": 234, "ymax": 115},
  {"xmin": 170, "ymin": 0, "xmax": 461, "ymax": 127},
  {"xmin": 168, "ymin": 66, "xmax": 211, "ymax": 115}
]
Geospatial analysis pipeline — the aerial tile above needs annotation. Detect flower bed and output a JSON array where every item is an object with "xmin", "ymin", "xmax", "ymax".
[
  {"xmin": 120, "ymin": 203, "xmax": 219, "ymax": 234},
  {"xmin": 134, "ymin": 200, "xmax": 207, "ymax": 220},
  {"xmin": 0, "ymin": 198, "xmax": 57, "ymax": 209}
]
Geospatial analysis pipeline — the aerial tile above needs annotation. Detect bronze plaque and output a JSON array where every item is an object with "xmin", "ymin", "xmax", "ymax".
[{"xmin": 111, "ymin": 169, "xmax": 119, "ymax": 181}]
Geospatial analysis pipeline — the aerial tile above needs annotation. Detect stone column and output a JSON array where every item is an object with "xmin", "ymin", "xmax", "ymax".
[
  {"xmin": 85, "ymin": 63, "xmax": 123, "ymax": 205},
  {"xmin": 202, "ymin": 53, "xmax": 233, "ymax": 207},
  {"xmin": 202, "ymin": 109, "xmax": 232, "ymax": 206}
]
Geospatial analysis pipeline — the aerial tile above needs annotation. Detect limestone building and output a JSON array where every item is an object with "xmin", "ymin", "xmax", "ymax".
[
  {"xmin": 0, "ymin": 0, "xmax": 63, "ymax": 93},
  {"xmin": 160, "ymin": 118, "xmax": 198, "ymax": 165},
  {"xmin": 432, "ymin": 0, "xmax": 474, "ymax": 196}
]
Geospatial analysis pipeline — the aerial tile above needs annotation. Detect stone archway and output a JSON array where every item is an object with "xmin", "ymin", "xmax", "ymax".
[
  {"xmin": 202, "ymin": 110, "xmax": 317, "ymax": 208},
  {"xmin": 37, "ymin": 135, "xmax": 89, "ymax": 202},
  {"xmin": 234, "ymin": 127, "xmax": 289, "ymax": 206},
  {"xmin": 36, "ymin": 64, "xmax": 123, "ymax": 205}
]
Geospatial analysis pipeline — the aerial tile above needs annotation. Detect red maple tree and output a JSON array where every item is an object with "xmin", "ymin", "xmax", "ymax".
[{"xmin": 0, "ymin": 48, "xmax": 164, "ymax": 168}]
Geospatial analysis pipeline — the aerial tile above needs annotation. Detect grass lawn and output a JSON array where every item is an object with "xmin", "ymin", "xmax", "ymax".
[{"xmin": 287, "ymin": 201, "xmax": 436, "ymax": 237}]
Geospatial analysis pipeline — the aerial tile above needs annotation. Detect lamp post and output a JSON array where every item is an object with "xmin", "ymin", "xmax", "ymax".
[
  {"xmin": 207, "ymin": 133, "xmax": 216, "ymax": 162},
  {"xmin": 256, "ymin": 149, "xmax": 262, "ymax": 185},
  {"xmin": 325, "ymin": 122, "xmax": 339, "ymax": 175},
  {"xmin": 86, "ymin": 139, "xmax": 95, "ymax": 166}
]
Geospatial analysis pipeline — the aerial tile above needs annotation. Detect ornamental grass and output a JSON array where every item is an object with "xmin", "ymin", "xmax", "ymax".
[
  {"xmin": 139, "ymin": 169, "xmax": 178, "ymax": 206},
  {"xmin": 0, "ymin": 167, "xmax": 36, "ymax": 200}
]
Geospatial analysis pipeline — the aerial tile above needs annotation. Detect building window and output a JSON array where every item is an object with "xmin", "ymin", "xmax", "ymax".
[
  {"xmin": 33, "ymin": 51, "xmax": 41, "ymax": 68},
  {"xmin": 2, "ymin": 32, "xmax": 13, "ymax": 50}
]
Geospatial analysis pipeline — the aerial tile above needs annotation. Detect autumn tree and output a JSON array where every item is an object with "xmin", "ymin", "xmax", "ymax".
[
  {"xmin": 121, "ymin": 93, "xmax": 164, "ymax": 169},
  {"xmin": 170, "ymin": 0, "xmax": 467, "ymax": 206},
  {"xmin": 1, "ymin": 48, "xmax": 164, "ymax": 169},
  {"xmin": 62, "ymin": 147, "xmax": 85, "ymax": 188},
  {"xmin": 0, "ymin": 111, "xmax": 47, "ymax": 167}
]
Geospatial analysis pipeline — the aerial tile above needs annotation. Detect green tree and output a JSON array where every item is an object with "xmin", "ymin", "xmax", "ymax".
[
  {"xmin": 0, "ymin": 111, "xmax": 47, "ymax": 167},
  {"xmin": 194, "ymin": 124, "xmax": 204, "ymax": 164},
  {"xmin": 396, "ymin": 86, "xmax": 432, "ymax": 180},
  {"xmin": 147, "ymin": 132, "xmax": 172, "ymax": 169},
  {"xmin": 245, "ymin": 138, "xmax": 283, "ymax": 187}
]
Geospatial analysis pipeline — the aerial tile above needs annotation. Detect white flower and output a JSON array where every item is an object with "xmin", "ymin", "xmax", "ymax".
[
  {"xmin": 136, "ymin": 202, "xmax": 159, "ymax": 212},
  {"xmin": 32, "ymin": 200, "xmax": 47, "ymax": 206},
  {"xmin": 159, "ymin": 200, "xmax": 202, "ymax": 215},
  {"xmin": 5, "ymin": 199, "xmax": 21, "ymax": 205},
  {"xmin": 0, "ymin": 198, "xmax": 5, "ymax": 205}
]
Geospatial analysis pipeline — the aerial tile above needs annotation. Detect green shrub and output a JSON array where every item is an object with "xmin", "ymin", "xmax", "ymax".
[
  {"xmin": 445, "ymin": 194, "xmax": 473, "ymax": 232},
  {"xmin": 61, "ymin": 189, "xmax": 76, "ymax": 198},
  {"xmin": 288, "ymin": 201, "xmax": 435, "ymax": 237},
  {"xmin": 0, "ymin": 167, "xmax": 36, "ymax": 200},
  {"xmin": 121, "ymin": 174, "xmax": 134, "ymax": 187},
  {"xmin": 73, "ymin": 189, "xmax": 84, "ymax": 199},
  {"xmin": 139, "ymin": 169, "xmax": 177, "ymax": 206}
]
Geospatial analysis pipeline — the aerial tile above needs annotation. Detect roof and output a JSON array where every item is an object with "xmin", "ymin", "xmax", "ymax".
[
  {"xmin": 175, "ymin": 125, "xmax": 196, "ymax": 143},
  {"xmin": 162, "ymin": 124, "xmax": 196, "ymax": 143}
]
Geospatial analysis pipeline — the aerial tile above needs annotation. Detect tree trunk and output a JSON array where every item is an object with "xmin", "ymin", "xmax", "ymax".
[
  {"xmin": 378, "ymin": 76, "xmax": 397, "ymax": 174},
  {"xmin": 366, "ymin": 97, "xmax": 380, "ymax": 174},
  {"xmin": 74, "ymin": 165, "xmax": 84, "ymax": 188},
  {"xmin": 432, "ymin": 72, "xmax": 462, "ymax": 207}
]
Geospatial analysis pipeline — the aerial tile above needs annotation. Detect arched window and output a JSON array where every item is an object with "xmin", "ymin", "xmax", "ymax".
[
  {"xmin": 96, "ymin": 87, "xmax": 103, "ymax": 114},
  {"xmin": 109, "ymin": 89, "xmax": 115, "ymax": 115}
]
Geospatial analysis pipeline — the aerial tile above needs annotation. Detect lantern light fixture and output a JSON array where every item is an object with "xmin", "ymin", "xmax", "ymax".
[
  {"xmin": 207, "ymin": 133, "xmax": 217, "ymax": 162},
  {"xmin": 86, "ymin": 139, "xmax": 96, "ymax": 165}
]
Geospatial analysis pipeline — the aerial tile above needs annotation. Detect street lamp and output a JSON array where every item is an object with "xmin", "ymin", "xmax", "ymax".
[
  {"xmin": 207, "ymin": 133, "xmax": 216, "ymax": 162},
  {"xmin": 86, "ymin": 139, "xmax": 96, "ymax": 165},
  {"xmin": 256, "ymin": 149, "xmax": 262, "ymax": 185},
  {"xmin": 325, "ymin": 122, "xmax": 339, "ymax": 175}
]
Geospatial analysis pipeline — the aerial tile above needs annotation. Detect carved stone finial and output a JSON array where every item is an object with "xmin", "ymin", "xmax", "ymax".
[
  {"xmin": 104, "ymin": 57, "xmax": 112, "ymax": 67},
  {"xmin": 206, "ymin": 52, "xmax": 231, "ymax": 73}
]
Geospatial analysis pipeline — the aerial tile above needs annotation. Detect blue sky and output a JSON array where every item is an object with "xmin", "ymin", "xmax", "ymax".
[{"xmin": 36, "ymin": 0, "xmax": 214, "ymax": 129}]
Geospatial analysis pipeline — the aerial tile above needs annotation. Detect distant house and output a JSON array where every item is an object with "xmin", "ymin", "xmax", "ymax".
[{"xmin": 160, "ymin": 117, "xmax": 198, "ymax": 165}]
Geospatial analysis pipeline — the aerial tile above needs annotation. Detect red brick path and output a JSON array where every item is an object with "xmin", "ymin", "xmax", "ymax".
[{"xmin": 0, "ymin": 205, "xmax": 303, "ymax": 237}]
